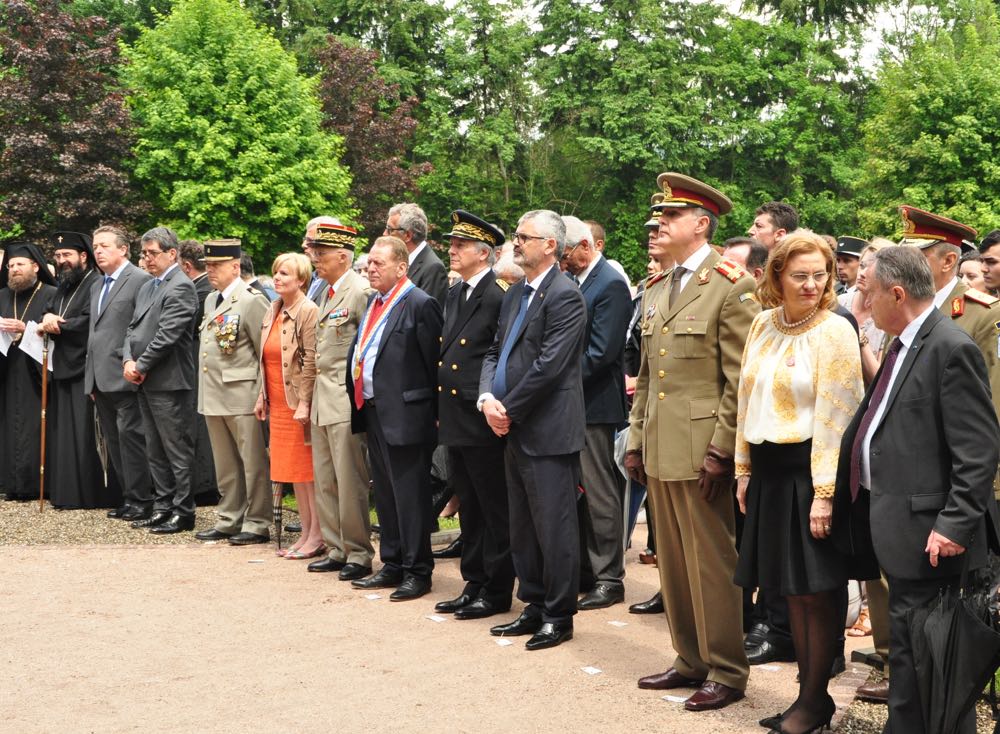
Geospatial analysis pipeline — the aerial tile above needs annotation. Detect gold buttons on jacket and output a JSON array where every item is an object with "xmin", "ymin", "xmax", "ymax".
[
  {"xmin": 460, "ymin": 338, "xmax": 467, "ymax": 345},
  {"xmin": 686, "ymin": 327, "xmax": 692, "ymax": 333},
  {"xmin": 451, "ymin": 364, "xmax": 458, "ymax": 371},
  {"xmin": 659, "ymin": 348, "xmax": 666, "ymax": 356},
  {"xmin": 438, "ymin": 386, "xmax": 443, "ymax": 392},
  {"xmin": 202, "ymin": 352, "xmax": 207, "ymax": 358},
  {"xmin": 438, "ymin": 360, "xmax": 443, "ymax": 367},
  {"xmin": 315, "ymin": 369, "xmax": 321, "ymax": 375},
  {"xmin": 658, "ymin": 370, "xmax": 665, "ymax": 378},
  {"xmin": 661, "ymin": 326, "xmax": 668, "ymax": 334},
  {"xmin": 658, "ymin": 392, "xmax": 665, "ymax": 400},
  {"xmin": 451, "ymin": 389, "xmax": 457, "ymax": 395},
  {"xmin": 203, "ymin": 367, "xmax": 208, "ymax": 372}
]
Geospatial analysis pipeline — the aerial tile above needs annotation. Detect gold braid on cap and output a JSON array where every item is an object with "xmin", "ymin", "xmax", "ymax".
[
  {"xmin": 450, "ymin": 222, "xmax": 497, "ymax": 246},
  {"xmin": 313, "ymin": 230, "xmax": 357, "ymax": 248}
]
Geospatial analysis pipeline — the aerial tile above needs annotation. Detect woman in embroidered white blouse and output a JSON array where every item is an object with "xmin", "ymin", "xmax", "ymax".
[{"xmin": 733, "ymin": 231, "xmax": 864, "ymax": 734}]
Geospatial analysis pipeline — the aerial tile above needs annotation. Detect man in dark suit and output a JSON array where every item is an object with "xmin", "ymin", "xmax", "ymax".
[
  {"xmin": 834, "ymin": 246, "xmax": 1000, "ymax": 734},
  {"xmin": 86, "ymin": 226, "xmax": 154, "ymax": 521},
  {"xmin": 347, "ymin": 235, "xmax": 443, "ymax": 601},
  {"xmin": 124, "ymin": 226, "xmax": 198, "ymax": 534},
  {"xmin": 479, "ymin": 209, "xmax": 588, "ymax": 650},
  {"xmin": 434, "ymin": 210, "xmax": 515, "ymax": 621},
  {"xmin": 561, "ymin": 215, "xmax": 632, "ymax": 609},
  {"xmin": 386, "ymin": 203, "xmax": 448, "ymax": 304}
]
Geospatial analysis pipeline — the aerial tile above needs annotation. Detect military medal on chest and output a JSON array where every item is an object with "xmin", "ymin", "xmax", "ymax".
[{"xmin": 210, "ymin": 313, "xmax": 240, "ymax": 354}]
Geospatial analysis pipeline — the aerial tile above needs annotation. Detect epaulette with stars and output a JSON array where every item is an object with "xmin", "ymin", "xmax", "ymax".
[
  {"xmin": 713, "ymin": 258, "xmax": 747, "ymax": 283},
  {"xmin": 964, "ymin": 287, "xmax": 1000, "ymax": 307}
]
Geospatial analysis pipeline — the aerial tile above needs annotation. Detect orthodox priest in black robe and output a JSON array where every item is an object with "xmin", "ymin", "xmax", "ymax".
[
  {"xmin": 41, "ymin": 232, "xmax": 120, "ymax": 509},
  {"xmin": 0, "ymin": 242, "xmax": 57, "ymax": 501}
]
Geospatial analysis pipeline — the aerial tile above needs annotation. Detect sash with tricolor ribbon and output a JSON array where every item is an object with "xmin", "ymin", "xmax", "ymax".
[{"xmin": 352, "ymin": 278, "xmax": 415, "ymax": 406}]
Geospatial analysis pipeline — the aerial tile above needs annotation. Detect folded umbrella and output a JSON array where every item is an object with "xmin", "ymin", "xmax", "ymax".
[{"xmin": 272, "ymin": 482, "xmax": 283, "ymax": 550}]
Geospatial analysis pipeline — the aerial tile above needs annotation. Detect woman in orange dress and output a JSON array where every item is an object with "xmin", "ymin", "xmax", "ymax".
[{"xmin": 254, "ymin": 253, "xmax": 321, "ymax": 559}]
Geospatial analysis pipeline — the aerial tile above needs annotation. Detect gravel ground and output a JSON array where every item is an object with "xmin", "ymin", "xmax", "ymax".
[{"xmin": 4, "ymin": 497, "xmax": 1000, "ymax": 732}]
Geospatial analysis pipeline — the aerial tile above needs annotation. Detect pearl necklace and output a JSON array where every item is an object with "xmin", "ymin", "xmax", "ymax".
[{"xmin": 779, "ymin": 304, "xmax": 820, "ymax": 329}]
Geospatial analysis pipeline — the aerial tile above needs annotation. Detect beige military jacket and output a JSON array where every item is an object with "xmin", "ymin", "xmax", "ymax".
[
  {"xmin": 627, "ymin": 248, "xmax": 759, "ymax": 481},
  {"xmin": 939, "ymin": 281, "xmax": 1000, "ymax": 416},
  {"xmin": 197, "ymin": 278, "xmax": 270, "ymax": 416},
  {"xmin": 311, "ymin": 269, "xmax": 371, "ymax": 426}
]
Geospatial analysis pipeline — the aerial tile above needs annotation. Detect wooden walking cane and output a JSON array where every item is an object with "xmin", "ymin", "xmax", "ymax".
[{"xmin": 39, "ymin": 333, "xmax": 49, "ymax": 513}]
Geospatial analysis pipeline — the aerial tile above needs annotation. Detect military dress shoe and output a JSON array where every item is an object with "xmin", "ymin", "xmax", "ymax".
[
  {"xmin": 195, "ymin": 528, "xmax": 232, "ymax": 541},
  {"xmin": 455, "ymin": 598, "xmax": 511, "ymax": 620},
  {"xmin": 637, "ymin": 667, "xmax": 704, "ymax": 690},
  {"xmin": 683, "ymin": 681, "xmax": 745, "ymax": 712},
  {"xmin": 107, "ymin": 504, "xmax": 132, "ymax": 519},
  {"xmin": 744, "ymin": 621, "xmax": 770, "ymax": 649},
  {"xmin": 339, "ymin": 563, "xmax": 371, "ymax": 581},
  {"xmin": 628, "ymin": 592, "xmax": 664, "ymax": 615},
  {"xmin": 229, "ymin": 532, "xmax": 269, "ymax": 546},
  {"xmin": 855, "ymin": 678, "xmax": 889, "ymax": 703},
  {"xmin": 490, "ymin": 610, "xmax": 543, "ymax": 637},
  {"xmin": 308, "ymin": 557, "xmax": 346, "ymax": 573},
  {"xmin": 435, "ymin": 593, "xmax": 473, "ymax": 614},
  {"xmin": 121, "ymin": 506, "xmax": 152, "ymax": 522},
  {"xmin": 578, "ymin": 582, "xmax": 625, "ymax": 610},
  {"xmin": 389, "ymin": 576, "xmax": 431, "ymax": 601},
  {"xmin": 525, "ymin": 621, "xmax": 573, "ymax": 650},
  {"xmin": 432, "ymin": 538, "xmax": 463, "ymax": 559},
  {"xmin": 131, "ymin": 510, "xmax": 171, "ymax": 528},
  {"xmin": 149, "ymin": 513, "xmax": 195, "ymax": 534},
  {"xmin": 351, "ymin": 567, "xmax": 403, "ymax": 589},
  {"xmin": 746, "ymin": 638, "xmax": 796, "ymax": 665}
]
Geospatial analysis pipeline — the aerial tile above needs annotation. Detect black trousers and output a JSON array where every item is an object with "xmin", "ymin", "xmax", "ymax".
[
  {"xmin": 884, "ymin": 574, "xmax": 973, "ymax": 734},
  {"xmin": 95, "ymin": 389, "xmax": 153, "ymax": 509},
  {"xmin": 138, "ymin": 388, "xmax": 195, "ymax": 518},
  {"xmin": 448, "ymin": 444, "xmax": 515, "ymax": 604},
  {"xmin": 505, "ymin": 438, "xmax": 580, "ymax": 624},
  {"xmin": 365, "ymin": 406, "xmax": 434, "ymax": 578}
]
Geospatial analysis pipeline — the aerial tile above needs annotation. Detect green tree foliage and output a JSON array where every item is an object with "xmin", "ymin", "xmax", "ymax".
[
  {"xmin": 0, "ymin": 0, "xmax": 146, "ymax": 240},
  {"xmin": 123, "ymin": 0, "xmax": 354, "ymax": 262},
  {"xmin": 68, "ymin": 0, "xmax": 174, "ymax": 44},
  {"xmin": 855, "ymin": 0, "xmax": 1000, "ymax": 237}
]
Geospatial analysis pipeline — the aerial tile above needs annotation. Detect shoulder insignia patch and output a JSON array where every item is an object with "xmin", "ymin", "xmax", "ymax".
[
  {"xmin": 994, "ymin": 320, "xmax": 1000, "ymax": 332},
  {"xmin": 739, "ymin": 292, "xmax": 757, "ymax": 304},
  {"xmin": 964, "ymin": 287, "xmax": 999, "ymax": 307},
  {"xmin": 714, "ymin": 258, "xmax": 747, "ymax": 283},
  {"xmin": 646, "ymin": 271, "xmax": 667, "ymax": 289},
  {"xmin": 496, "ymin": 278, "xmax": 509, "ymax": 292},
  {"xmin": 952, "ymin": 297, "xmax": 964, "ymax": 318},
  {"xmin": 245, "ymin": 286, "xmax": 260, "ymax": 297}
]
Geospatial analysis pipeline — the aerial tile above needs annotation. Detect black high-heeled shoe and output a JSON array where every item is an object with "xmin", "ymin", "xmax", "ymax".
[
  {"xmin": 770, "ymin": 696, "xmax": 834, "ymax": 734},
  {"xmin": 759, "ymin": 712, "xmax": 783, "ymax": 729}
]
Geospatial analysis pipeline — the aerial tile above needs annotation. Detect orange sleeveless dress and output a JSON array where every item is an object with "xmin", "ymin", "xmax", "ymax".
[{"xmin": 263, "ymin": 316, "xmax": 314, "ymax": 483}]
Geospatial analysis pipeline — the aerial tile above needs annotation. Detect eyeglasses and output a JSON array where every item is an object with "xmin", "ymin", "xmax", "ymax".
[
  {"xmin": 511, "ymin": 232, "xmax": 547, "ymax": 245},
  {"xmin": 140, "ymin": 249, "xmax": 164, "ymax": 259},
  {"xmin": 787, "ymin": 271, "xmax": 830, "ymax": 285},
  {"xmin": 384, "ymin": 226, "xmax": 407, "ymax": 235}
]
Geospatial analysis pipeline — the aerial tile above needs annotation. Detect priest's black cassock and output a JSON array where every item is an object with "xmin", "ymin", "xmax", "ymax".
[{"xmin": 0, "ymin": 273, "xmax": 57, "ymax": 500}]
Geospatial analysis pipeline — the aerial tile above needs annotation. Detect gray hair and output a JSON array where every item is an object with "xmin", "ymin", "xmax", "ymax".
[
  {"xmin": 519, "ymin": 210, "xmax": 567, "ymax": 258},
  {"xmin": 562, "ymin": 215, "xmax": 594, "ymax": 251},
  {"xmin": 929, "ymin": 241, "xmax": 962, "ymax": 261},
  {"xmin": 141, "ymin": 226, "xmax": 179, "ymax": 252},
  {"xmin": 872, "ymin": 246, "xmax": 935, "ymax": 301},
  {"xmin": 388, "ymin": 203, "xmax": 428, "ymax": 243},
  {"xmin": 476, "ymin": 240, "xmax": 497, "ymax": 266},
  {"xmin": 494, "ymin": 252, "xmax": 525, "ymax": 282}
]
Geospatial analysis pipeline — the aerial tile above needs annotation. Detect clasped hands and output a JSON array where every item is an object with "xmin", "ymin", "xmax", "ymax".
[
  {"xmin": 482, "ymin": 398, "xmax": 511, "ymax": 437},
  {"xmin": 0, "ymin": 317, "xmax": 25, "ymax": 334},
  {"xmin": 122, "ymin": 360, "xmax": 145, "ymax": 385},
  {"xmin": 38, "ymin": 313, "xmax": 65, "ymax": 335}
]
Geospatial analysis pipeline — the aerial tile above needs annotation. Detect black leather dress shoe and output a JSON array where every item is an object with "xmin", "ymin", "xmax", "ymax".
[
  {"xmin": 746, "ymin": 638, "xmax": 796, "ymax": 665},
  {"xmin": 390, "ymin": 576, "xmax": 432, "ymax": 601},
  {"xmin": 744, "ymin": 621, "xmax": 771, "ymax": 650},
  {"xmin": 628, "ymin": 592, "xmax": 664, "ymax": 615},
  {"xmin": 578, "ymin": 582, "xmax": 625, "ymax": 610},
  {"xmin": 131, "ymin": 509, "xmax": 171, "ymax": 528},
  {"xmin": 490, "ymin": 610, "xmax": 543, "ymax": 637},
  {"xmin": 351, "ymin": 567, "xmax": 403, "ymax": 589},
  {"xmin": 455, "ymin": 598, "xmax": 511, "ymax": 620},
  {"xmin": 432, "ymin": 538, "xmax": 463, "ymax": 559},
  {"xmin": 308, "ymin": 557, "xmax": 346, "ymax": 573},
  {"xmin": 339, "ymin": 563, "xmax": 371, "ymax": 581},
  {"xmin": 107, "ymin": 505, "xmax": 132, "ymax": 519},
  {"xmin": 435, "ymin": 593, "xmax": 473, "ymax": 613},
  {"xmin": 121, "ymin": 506, "xmax": 151, "ymax": 522},
  {"xmin": 195, "ymin": 528, "xmax": 232, "ymax": 541},
  {"xmin": 149, "ymin": 513, "xmax": 195, "ymax": 534},
  {"xmin": 525, "ymin": 621, "xmax": 573, "ymax": 650},
  {"xmin": 229, "ymin": 532, "xmax": 269, "ymax": 546},
  {"xmin": 638, "ymin": 668, "xmax": 704, "ymax": 690}
]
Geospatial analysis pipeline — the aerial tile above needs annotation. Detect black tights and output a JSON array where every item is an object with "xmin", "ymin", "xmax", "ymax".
[{"xmin": 781, "ymin": 589, "xmax": 838, "ymax": 733}]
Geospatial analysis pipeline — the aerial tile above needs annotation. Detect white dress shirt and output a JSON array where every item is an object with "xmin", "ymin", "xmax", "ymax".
[{"xmin": 675, "ymin": 243, "xmax": 714, "ymax": 290}]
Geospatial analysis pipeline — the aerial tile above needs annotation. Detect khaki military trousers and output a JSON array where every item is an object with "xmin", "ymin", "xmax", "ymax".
[
  {"xmin": 311, "ymin": 422, "xmax": 374, "ymax": 566},
  {"xmin": 205, "ymin": 414, "xmax": 271, "ymax": 535},
  {"xmin": 647, "ymin": 475, "xmax": 750, "ymax": 691}
]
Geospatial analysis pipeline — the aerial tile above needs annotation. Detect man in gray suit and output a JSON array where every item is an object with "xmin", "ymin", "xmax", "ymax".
[
  {"xmin": 124, "ymin": 227, "xmax": 198, "ymax": 534},
  {"xmin": 86, "ymin": 225, "xmax": 154, "ymax": 522},
  {"xmin": 385, "ymin": 203, "xmax": 448, "ymax": 304}
]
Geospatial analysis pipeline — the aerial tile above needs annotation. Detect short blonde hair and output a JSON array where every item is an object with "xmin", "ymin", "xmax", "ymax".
[
  {"xmin": 271, "ymin": 252, "xmax": 312, "ymax": 291},
  {"xmin": 758, "ymin": 229, "xmax": 836, "ymax": 310}
]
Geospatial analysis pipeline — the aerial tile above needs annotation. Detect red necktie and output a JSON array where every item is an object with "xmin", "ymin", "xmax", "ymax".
[
  {"xmin": 353, "ymin": 297, "xmax": 386, "ymax": 409},
  {"xmin": 327, "ymin": 286, "xmax": 335, "ymax": 299}
]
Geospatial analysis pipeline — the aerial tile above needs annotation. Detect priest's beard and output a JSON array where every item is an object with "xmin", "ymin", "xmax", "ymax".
[
  {"xmin": 56, "ymin": 263, "xmax": 87, "ymax": 292},
  {"xmin": 8, "ymin": 272, "xmax": 38, "ymax": 293}
]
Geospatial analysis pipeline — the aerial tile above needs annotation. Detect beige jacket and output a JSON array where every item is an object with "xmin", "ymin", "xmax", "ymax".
[{"xmin": 258, "ymin": 294, "xmax": 317, "ymax": 410}]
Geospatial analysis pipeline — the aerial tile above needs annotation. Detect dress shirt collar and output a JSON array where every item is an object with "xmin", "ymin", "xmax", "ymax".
[
  {"xmin": 155, "ymin": 262, "xmax": 179, "ymax": 284},
  {"xmin": 526, "ymin": 264, "xmax": 555, "ymax": 293},
  {"xmin": 219, "ymin": 277, "xmax": 241, "ymax": 302},
  {"xmin": 932, "ymin": 276, "xmax": 959, "ymax": 310},
  {"xmin": 330, "ymin": 269, "xmax": 351, "ymax": 294},
  {"xmin": 408, "ymin": 241, "xmax": 428, "ymax": 265},
  {"xmin": 107, "ymin": 261, "xmax": 130, "ymax": 281},
  {"xmin": 464, "ymin": 266, "xmax": 492, "ymax": 293},
  {"xmin": 898, "ymin": 302, "xmax": 937, "ymax": 349},
  {"xmin": 677, "ymin": 243, "xmax": 714, "ymax": 275},
  {"xmin": 577, "ymin": 253, "xmax": 602, "ymax": 287}
]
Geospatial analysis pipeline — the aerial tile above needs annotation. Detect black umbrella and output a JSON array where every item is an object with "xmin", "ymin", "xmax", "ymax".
[{"xmin": 272, "ymin": 482, "xmax": 283, "ymax": 550}]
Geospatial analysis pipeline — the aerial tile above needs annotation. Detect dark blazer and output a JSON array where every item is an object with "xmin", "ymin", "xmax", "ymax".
[
  {"xmin": 833, "ymin": 309, "xmax": 1000, "ymax": 581},
  {"xmin": 479, "ymin": 265, "xmax": 588, "ymax": 456},
  {"xmin": 407, "ymin": 245, "xmax": 448, "ymax": 304},
  {"xmin": 438, "ymin": 271, "xmax": 506, "ymax": 447},
  {"xmin": 123, "ymin": 265, "xmax": 197, "ymax": 391},
  {"xmin": 579, "ymin": 256, "xmax": 631, "ymax": 425},
  {"xmin": 347, "ymin": 282, "xmax": 443, "ymax": 446},
  {"xmin": 191, "ymin": 273, "xmax": 212, "ymax": 340},
  {"xmin": 85, "ymin": 262, "xmax": 152, "ymax": 394}
]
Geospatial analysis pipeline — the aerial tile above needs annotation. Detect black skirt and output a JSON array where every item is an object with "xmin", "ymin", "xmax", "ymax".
[{"xmin": 734, "ymin": 440, "xmax": 848, "ymax": 596}]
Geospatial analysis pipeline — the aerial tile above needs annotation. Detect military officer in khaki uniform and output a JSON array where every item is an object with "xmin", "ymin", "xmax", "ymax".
[
  {"xmin": 305, "ymin": 223, "xmax": 376, "ymax": 581},
  {"xmin": 194, "ymin": 239, "xmax": 272, "ymax": 545},
  {"xmin": 625, "ymin": 173, "xmax": 759, "ymax": 712}
]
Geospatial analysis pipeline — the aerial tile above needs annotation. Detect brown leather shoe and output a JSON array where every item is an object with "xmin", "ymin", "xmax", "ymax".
[
  {"xmin": 856, "ymin": 678, "xmax": 889, "ymax": 703},
  {"xmin": 683, "ymin": 681, "xmax": 745, "ymax": 711},
  {"xmin": 637, "ymin": 667, "xmax": 704, "ymax": 690}
]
